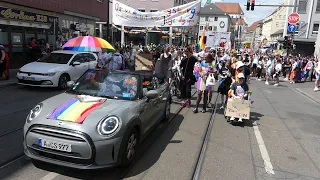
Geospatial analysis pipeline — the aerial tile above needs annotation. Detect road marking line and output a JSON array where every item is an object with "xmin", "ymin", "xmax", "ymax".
[
  {"xmin": 40, "ymin": 172, "xmax": 59, "ymax": 180},
  {"xmin": 253, "ymin": 125, "xmax": 275, "ymax": 174},
  {"xmin": 265, "ymin": 90, "xmax": 272, "ymax": 94}
]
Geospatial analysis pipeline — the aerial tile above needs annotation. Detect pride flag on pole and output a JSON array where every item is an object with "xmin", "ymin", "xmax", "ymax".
[{"xmin": 198, "ymin": 24, "xmax": 207, "ymax": 51}]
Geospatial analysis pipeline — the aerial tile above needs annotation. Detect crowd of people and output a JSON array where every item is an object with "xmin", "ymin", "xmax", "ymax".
[{"xmin": 147, "ymin": 45, "xmax": 320, "ymax": 121}]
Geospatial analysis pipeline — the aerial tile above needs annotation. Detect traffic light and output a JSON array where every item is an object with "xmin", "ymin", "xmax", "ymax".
[
  {"xmin": 283, "ymin": 36, "xmax": 288, "ymax": 49},
  {"xmin": 246, "ymin": 0, "xmax": 250, "ymax": 11},
  {"xmin": 287, "ymin": 39, "xmax": 292, "ymax": 49},
  {"xmin": 251, "ymin": 0, "xmax": 255, "ymax": 10}
]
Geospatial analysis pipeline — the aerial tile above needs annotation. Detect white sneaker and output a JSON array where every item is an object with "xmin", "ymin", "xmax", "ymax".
[
  {"xmin": 314, "ymin": 88, "xmax": 319, "ymax": 92},
  {"xmin": 238, "ymin": 118, "xmax": 243, "ymax": 122},
  {"xmin": 265, "ymin": 82, "xmax": 269, "ymax": 85},
  {"xmin": 230, "ymin": 117, "xmax": 235, "ymax": 121},
  {"xmin": 274, "ymin": 84, "xmax": 279, "ymax": 86},
  {"xmin": 220, "ymin": 106, "xmax": 224, "ymax": 110}
]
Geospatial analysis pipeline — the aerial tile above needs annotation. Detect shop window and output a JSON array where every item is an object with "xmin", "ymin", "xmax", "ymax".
[
  {"xmin": 209, "ymin": 26, "xmax": 213, "ymax": 31},
  {"xmin": 214, "ymin": 17, "xmax": 218, "ymax": 21},
  {"xmin": 313, "ymin": 23, "xmax": 319, "ymax": 34},
  {"xmin": 200, "ymin": 26, "xmax": 204, "ymax": 30},
  {"xmin": 205, "ymin": 16, "xmax": 209, "ymax": 21}
]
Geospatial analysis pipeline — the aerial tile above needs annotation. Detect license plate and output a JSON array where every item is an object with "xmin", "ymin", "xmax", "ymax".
[
  {"xmin": 23, "ymin": 76, "xmax": 35, "ymax": 81},
  {"xmin": 39, "ymin": 139, "xmax": 72, "ymax": 152}
]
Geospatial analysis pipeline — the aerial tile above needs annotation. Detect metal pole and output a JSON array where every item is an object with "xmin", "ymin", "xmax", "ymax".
[
  {"xmin": 99, "ymin": 24, "xmax": 103, "ymax": 38},
  {"xmin": 243, "ymin": 4, "xmax": 298, "ymax": 7},
  {"xmin": 169, "ymin": 27, "xmax": 173, "ymax": 46},
  {"xmin": 121, "ymin": 25, "xmax": 125, "ymax": 46},
  {"xmin": 107, "ymin": 0, "xmax": 110, "ymax": 41},
  {"xmin": 53, "ymin": 20, "xmax": 56, "ymax": 50}
]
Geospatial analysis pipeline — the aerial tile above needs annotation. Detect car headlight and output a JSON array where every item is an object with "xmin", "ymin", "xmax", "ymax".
[
  {"xmin": 27, "ymin": 103, "xmax": 43, "ymax": 122},
  {"xmin": 43, "ymin": 72, "xmax": 57, "ymax": 76},
  {"xmin": 97, "ymin": 116, "xmax": 121, "ymax": 136}
]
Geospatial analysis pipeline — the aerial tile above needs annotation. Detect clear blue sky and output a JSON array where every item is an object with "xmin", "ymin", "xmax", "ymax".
[{"xmin": 201, "ymin": 0, "xmax": 282, "ymax": 26}]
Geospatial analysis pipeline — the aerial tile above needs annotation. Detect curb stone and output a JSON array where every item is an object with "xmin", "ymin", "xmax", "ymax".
[{"xmin": 295, "ymin": 88, "xmax": 320, "ymax": 104}]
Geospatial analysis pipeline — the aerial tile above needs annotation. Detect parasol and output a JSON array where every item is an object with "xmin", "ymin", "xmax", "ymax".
[{"xmin": 62, "ymin": 36, "xmax": 115, "ymax": 52}]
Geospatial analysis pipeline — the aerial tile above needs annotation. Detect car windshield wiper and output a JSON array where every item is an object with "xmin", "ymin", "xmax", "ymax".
[{"xmin": 99, "ymin": 95, "xmax": 114, "ymax": 99}]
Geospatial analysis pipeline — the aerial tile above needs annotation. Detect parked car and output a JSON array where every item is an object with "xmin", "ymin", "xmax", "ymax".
[
  {"xmin": 17, "ymin": 50, "xmax": 98, "ymax": 89},
  {"xmin": 23, "ymin": 69, "xmax": 171, "ymax": 169}
]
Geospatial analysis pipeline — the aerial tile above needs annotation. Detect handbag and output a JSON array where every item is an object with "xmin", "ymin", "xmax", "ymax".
[{"xmin": 206, "ymin": 73, "xmax": 216, "ymax": 86}]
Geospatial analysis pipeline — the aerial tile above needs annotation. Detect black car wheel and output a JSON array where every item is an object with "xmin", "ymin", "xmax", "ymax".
[
  {"xmin": 120, "ymin": 128, "xmax": 139, "ymax": 167},
  {"xmin": 58, "ymin": 74, "xmax": 69, "ymax": 90}
]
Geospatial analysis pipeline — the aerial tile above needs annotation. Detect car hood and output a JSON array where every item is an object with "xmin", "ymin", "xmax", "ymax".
[
  {"xmin": 27, "ymin": 93, "xmax": 137, "ymax": 140},
  {"xmin": 20, "ymin": 62, "xmax": 67, "ymax": 73}
]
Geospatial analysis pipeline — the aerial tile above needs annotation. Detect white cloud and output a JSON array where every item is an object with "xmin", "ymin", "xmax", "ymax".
[{"xmin": 201, "ymin": 0, "xmax": 283, "ymax": 26}]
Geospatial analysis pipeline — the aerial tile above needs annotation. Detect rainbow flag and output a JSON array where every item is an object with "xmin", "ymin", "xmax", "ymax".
[
  {"xmin": 198, "ymin": 31, "xmax": 206, "ymax": 50},
  {"xmin": 47, "ymin": 98, "xmax": 104, "ymax": 124}
]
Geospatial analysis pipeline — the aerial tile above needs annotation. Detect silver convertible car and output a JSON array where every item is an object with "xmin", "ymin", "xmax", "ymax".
[{"xmin": 23, "ymin": 69, "xmax": 171, "ymax": 169}]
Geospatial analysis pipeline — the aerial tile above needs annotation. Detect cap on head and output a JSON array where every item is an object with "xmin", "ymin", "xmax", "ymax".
[{"xmin": 238, "ymin": 73, "xmax": 245, "ymax": 79}]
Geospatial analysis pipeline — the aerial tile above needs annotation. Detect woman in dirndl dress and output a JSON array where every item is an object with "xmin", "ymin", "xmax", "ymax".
[{"xmin": 193, "ymin": 53, "xmax": 216, "ymax": 113}]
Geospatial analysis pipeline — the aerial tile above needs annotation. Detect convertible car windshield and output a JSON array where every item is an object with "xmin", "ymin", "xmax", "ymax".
[{"xmin": 68, "ymin": 69, "xmax": 139, "ymax": 100}]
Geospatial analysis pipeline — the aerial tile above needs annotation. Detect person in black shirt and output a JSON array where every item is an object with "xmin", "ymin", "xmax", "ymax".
[
  {"xmin": 180, "ymin": 47, "xmax": 197, "ymax": 107},
  {"xmin": 217, "ymin": 60, "xmax": 233, "ymax": 109}
]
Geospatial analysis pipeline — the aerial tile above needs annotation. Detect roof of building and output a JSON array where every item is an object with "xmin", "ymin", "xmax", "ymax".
[
  {"xmin": 215, "ymin": 2, "xmax": 244, "ymax": 15},
  {"xmin": 200, "ymin": 3, "xmax": 226, "ymax": 15},
  {"xmin": 248, "ymin": 19, "xmax": 264, "ymax": 32}
]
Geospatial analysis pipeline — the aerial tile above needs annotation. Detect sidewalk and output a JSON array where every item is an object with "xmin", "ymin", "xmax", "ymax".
[{"xmin": 0, "ymin": 69, "xmax": 18, "ymax": 88}]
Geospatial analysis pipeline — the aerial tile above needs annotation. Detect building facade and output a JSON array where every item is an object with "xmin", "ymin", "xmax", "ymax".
[
  {"xmin": 0, "ymin": 0, "xmax": 109, "ymax": 68},
  {"xmin": 261, "ymin": 3, "xmax": 287, "ymax": 44},
  {"xmin": 214, "ymin": 2, "xmax": 245, "ymax": 48},
  {"xmin": 198, "ymin": 3, "xmax": 231, "ymax": 35},
  {"xmin": 284, "ymin": 0, "xmax": 320, "ymax": 55}
]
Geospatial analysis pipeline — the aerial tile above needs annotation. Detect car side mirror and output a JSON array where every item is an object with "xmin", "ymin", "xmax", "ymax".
[
  {"xmin": 145, "ymin": 90, "xmax": 159, "ymax": 99},
  {"xmin": 67, "ymin": 81, "xmax": 75, "ymax": 88},
  {"xmin": 71, "ymin": 61, "xmax": 81, "ymax": 66}
]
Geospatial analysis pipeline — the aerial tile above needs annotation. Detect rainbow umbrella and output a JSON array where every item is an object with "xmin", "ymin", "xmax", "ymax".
[{"xmin": 62, "ymin": 36, "xmax": 115, "ymax": 52}]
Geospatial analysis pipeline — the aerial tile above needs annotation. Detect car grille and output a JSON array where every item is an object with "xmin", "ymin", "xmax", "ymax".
[
  {"xmin": 19, "ymin": 71, "xmax": 44, "ymax": 76},
  {"xmin": 27, "ymin": 125, "xmax": 95, "ymax": 165},
  {"xmin": 18, "ymin": 79, "xmax": 43, "ymax": 85}
]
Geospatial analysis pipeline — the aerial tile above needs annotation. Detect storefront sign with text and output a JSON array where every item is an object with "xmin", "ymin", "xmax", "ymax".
[{"xmin": 0, "ymin": 7, "xmax": 58, "ymax": 24}]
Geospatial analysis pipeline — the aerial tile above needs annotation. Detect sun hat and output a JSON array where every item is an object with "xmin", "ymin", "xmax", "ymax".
[{"xmin": 235, "ymin": 61, "xmax": 244, "ymax": 69}]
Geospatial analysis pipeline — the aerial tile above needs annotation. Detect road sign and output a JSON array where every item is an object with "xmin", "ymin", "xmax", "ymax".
[
  {"xmin": 288, "ymin": 13, "xmax": 300, "ymax": 24},
  {"xmin": 288, "ymin": 24, "xmax": 297, "ymax": 32}
]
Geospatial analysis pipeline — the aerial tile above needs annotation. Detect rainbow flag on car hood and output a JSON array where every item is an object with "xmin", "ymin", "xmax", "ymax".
[{"xmin": 47, "ymin": 97, "xmax": 105, "ymax": 124}]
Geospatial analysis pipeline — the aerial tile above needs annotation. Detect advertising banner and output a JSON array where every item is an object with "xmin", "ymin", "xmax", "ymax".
[
  {"xmin": 112, "ymin": 0, "xmax": 201, "ymax": 27},
  {"xmin": 206, "ymin": 32, "xmax": 231, "ymax": 49}
]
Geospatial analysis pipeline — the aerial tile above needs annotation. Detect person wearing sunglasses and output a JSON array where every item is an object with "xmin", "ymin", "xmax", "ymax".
[{"xmin": 228, "ymin": 73, "xmax": 249, "ymax": 122}]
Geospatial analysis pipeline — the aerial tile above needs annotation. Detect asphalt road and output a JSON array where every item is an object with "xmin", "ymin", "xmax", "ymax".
[
  {"xmin": 0, "ymin": 85, "xmax": 64, "ymax": 166},
  {"xmin": 1, "ymin": 79, "xmax": 320, "ymax": 180}
]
